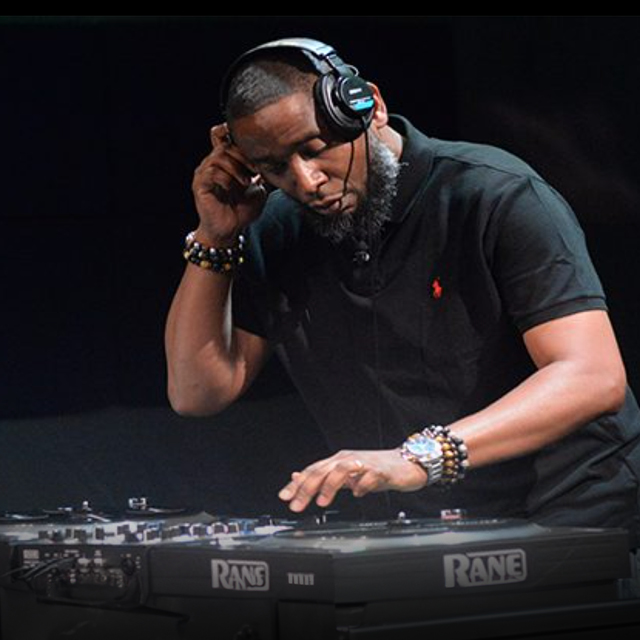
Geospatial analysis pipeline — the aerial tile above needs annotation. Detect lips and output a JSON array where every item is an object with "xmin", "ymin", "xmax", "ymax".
[{"xmin": 311, "ymin": 195, "xmax": 345, "ymax": 214}]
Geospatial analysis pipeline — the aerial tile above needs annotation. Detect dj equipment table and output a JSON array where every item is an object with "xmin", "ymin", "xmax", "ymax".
[{"xmin": 0, "ymin": 502, "xmax": 638, "ymax": 639}]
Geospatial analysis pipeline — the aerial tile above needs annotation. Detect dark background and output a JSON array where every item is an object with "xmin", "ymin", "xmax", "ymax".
[{"xmin": 1, "ymin": 16, "xmax": 639, "ymax": 517}]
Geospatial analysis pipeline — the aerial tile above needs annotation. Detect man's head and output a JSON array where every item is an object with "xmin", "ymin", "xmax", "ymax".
[
  {"xmin": 221, "ymin": 38, "xmax": 376, "ymax": 142},
  {"xmin": 222, "ymin": 39, "xmax": 403, "ymax": 243},
  {"xmin": 224, "ymin": 51, "xmax": 316, "ymax": 123}
]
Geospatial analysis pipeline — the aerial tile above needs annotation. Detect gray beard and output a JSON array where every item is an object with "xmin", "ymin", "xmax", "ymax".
[{"xmin": 302, "ymin": 134, "xmax": 401, "ymax": 244}]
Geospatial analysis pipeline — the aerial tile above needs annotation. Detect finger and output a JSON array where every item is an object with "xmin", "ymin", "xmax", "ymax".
[
  {"xmin": 278, "ymin": 469, "xmax": 320, "ymax": 504},
  {"xmin": 194, "ymin": 162, "xmax": 256, "ymax": 205},
  {"xmin": 350, "ymin": 470, "xmax": 383, "ymax": 498},
  {"xmin": 278, "ymin": 471, "xmax": 303, "ymax": 501},
  {"xmin": 193, "ymin": 166, "xmax": 239, "ymax": 201},
  {"xmin": 287, "ymin": 480, "xmax": 320, "ymax": 512},
  {"xmin": 278, "ymin": 451, "xmax": 358, "ymax": 511},
  {"xmin": 281, "ymin": 460, "xmax": 338, "ymax": 512},
  {"xmin": 223, "ymin": 141, "xmax": 257, "ymax": 172},
  {"xmin": 315, "ymin": 459, "xmax": 368, "ymax": 508},
  {"xmin": 198, "ymin": 149, "xmax": 255, "ymax": 188},
  {"xmin": 210, "ymin": 123, "xmax": 231, "ymax": 148},
  {"xmin": 210, "ymin": 124, "xmax": 257, "ymax": 173},
  {"xmin": 348, "ymin": 458, "xmax": 366, "ymax": 478}
]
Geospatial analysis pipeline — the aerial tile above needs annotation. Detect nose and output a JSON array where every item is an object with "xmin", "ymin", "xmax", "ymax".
[{"xmin": 289, "ymin": 156, "xmax": 327, "ymax": 200}]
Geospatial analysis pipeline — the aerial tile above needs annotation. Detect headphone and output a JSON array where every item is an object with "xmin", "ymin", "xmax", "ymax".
[{"xmin": 220, "ymin": 37, "xmax": 376, "ymax": 142}]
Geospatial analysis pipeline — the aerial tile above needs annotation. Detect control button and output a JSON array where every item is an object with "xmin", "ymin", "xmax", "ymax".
[{"xmin": 120, "ymin": 557, "xmax": 137, "ymax": 576}]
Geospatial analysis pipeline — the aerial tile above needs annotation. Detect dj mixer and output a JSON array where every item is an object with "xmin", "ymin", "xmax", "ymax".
[{"xmin": 0, "ymin": 499, "xmax": 638, "ymax": 639}]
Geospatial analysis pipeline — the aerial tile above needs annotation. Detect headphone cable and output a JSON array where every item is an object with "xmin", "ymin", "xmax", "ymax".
[{"xmin": 362, "ymin": 122, "xmax": 393, "ymax": 519}]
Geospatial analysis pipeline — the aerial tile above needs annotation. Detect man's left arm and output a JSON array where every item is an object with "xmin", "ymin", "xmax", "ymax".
[
  {"xmin": 279, "ymin": 309, "xmax": 627, "ymax": 512},
  {"xmin": 444, "ymin": 308, "xmax": 626, "ymax": 467}
]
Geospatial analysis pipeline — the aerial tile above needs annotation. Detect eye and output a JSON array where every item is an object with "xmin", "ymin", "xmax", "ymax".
[{"xmin": 300, "ymin": 143, "xmax": 329, "ymax": 161}]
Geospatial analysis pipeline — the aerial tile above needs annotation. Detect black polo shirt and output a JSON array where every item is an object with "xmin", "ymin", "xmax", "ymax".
[{"xmin": 233, "ymin": 115, "xmax": 640, "ymax": 543}]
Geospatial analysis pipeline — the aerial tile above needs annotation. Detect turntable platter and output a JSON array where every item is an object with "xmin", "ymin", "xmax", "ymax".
[
  {"xmin": 272, "ymin": 516, "xmax": 521, "ymax": 541},
  {"xmin": 0, "ymin": 513, "xmax": 50, "ymax": 525}
]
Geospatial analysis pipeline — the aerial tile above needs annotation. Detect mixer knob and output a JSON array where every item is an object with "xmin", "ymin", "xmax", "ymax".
[
  {"xmin": 123, "ymin": 531, "xmax": 142, "ymax": 543},
  {"xmin": 120, "ymin": 556, "xmax": 136, "ymax": 576},
  {"xmin": 160, "ymin": 526, "xmax": 180, "ymax": 540},
  {"xmin": 240, "ymin": 520, "xmax": 256, "ymax": 533},
  {"xmin": 73, "ymin": 528, "xmax": 89, "ymax": 543},
  {"xmin": 191, "ymin": 524, "xmax": 210, "ymax": 537},
  {"xmin": 316, "ymin": 510, "xmax": 340, "ymax": 525},
  {"xmin": 76, "ymin": 557, "xmax": 91, "ymax": 573},
  {"xmin": 144, "ymin": 528, "xmax": 160, "ymax": 541},
  {"xmin": 257, "ymin": 514, "xmax": 275, "ymax": 527}
]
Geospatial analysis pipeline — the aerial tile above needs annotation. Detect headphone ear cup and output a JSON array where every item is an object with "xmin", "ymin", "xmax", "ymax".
[{"xmin": 314, "ymin": 73, "xmax": 374, "ymax": 142}]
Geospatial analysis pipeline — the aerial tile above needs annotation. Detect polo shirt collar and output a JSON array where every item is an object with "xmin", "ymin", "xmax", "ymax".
[{"xmin": 387, "ymin": 114, "xmax": 434, "ymax": 225}]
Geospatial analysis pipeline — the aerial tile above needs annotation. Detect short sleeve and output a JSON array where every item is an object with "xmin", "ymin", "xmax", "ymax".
[
  {"xmin": 232, "ymin": 276, "xmax": 270, "ymax": 339},
  {"xmin": 490, "ymin": 176, "xmax": 607, "ymax": 333},
  {"xmin": 229, "ymin": 190, "xmax": 304, "ymax": 341}
]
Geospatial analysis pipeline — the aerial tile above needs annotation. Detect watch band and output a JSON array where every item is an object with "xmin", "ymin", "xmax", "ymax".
[
  {"xmin": 399, "ymin": 432, "xmax": 444, "ymax": 486},
  {"xmin": 399, "ymin": 425, "xmax": 469, "ymax": 488}
]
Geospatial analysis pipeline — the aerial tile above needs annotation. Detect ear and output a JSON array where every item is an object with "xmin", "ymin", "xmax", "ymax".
[{"xmin": 367, "ymin": 83, "xmax": 389, "ymax": 131}]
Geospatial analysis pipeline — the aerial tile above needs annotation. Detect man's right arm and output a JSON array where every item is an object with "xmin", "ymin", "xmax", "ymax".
[
  {"xmin": 165, "ymin": 261, "xmax": 270, "ymax": 416},
  {"xmin": 165, "ymin": 124, "xmax": 270, "ymax": 416}
]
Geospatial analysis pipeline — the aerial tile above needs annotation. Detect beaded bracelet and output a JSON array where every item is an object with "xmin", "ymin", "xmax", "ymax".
[
  {"xmin": 424, "ymin": 425, "xmax": 469, "ymax": 487},
  {"xmin": 183, "ymin": 231, "xmax": 245, "ymax": 274}
]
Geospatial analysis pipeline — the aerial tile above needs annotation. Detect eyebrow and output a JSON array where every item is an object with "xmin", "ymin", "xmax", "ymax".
[{"xmin": 249, "ymin": 131, "xmax": 321, "ymax": 165}]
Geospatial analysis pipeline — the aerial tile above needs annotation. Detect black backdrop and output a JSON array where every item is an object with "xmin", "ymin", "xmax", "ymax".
[{"xmin": 1, "ymin": 16, "xmax": 638, "ymax": 517}]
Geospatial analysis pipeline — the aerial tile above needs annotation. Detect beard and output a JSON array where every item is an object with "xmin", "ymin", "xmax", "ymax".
[{"xmin": 301, "ymin": 134, "xmax": 401, "ymax": 244}]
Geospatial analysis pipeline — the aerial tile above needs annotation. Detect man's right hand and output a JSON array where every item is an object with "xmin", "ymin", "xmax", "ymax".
[{"xmin": 192, "ymin": 123, "xmax": 267, "ymax": 244}]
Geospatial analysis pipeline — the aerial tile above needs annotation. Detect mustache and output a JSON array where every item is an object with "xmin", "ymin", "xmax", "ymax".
[{"xmin": 302, "ymin": 135, "xmax": 400, "ymax": 245}]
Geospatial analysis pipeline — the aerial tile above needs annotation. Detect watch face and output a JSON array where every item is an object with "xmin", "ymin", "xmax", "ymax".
[{"xmin": 407, "ymin": 436, "xmax": 441, "ymax": 460}]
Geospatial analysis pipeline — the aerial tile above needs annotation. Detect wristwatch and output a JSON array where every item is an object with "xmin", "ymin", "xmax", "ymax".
[{"xmin": 399, "ymin": 431, "xmax": 444, "ymax": 486}]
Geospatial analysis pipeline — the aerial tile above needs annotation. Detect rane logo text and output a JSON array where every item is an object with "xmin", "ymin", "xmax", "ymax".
[
  {"xmin": 211, "ymin": 559, "xmax": 269, "ymax": 591},
  {"xmin": 443, "ymin": 548, "xmax": 527, "ymax": 588}
]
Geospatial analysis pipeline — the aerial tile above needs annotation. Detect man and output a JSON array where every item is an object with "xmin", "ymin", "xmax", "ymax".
[{"xmin": 165, "ymin": 38, "xmax": 640, "ymax": 545}]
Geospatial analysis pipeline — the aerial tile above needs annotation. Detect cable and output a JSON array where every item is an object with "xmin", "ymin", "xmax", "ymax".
[
  {"xmin": 362, "ymin": 121, "xmax": 393, "ymax": 518},
  {"xmin": 342, "ymin": 139, "xmax": 356, "ymax": 203},
  {"xmin": 17, "ymin": 556, "xmax": 75, "ymax": 584},
  {"xmin": 10, "ymin": 555, "xmax": 148, "ymax": 610}
]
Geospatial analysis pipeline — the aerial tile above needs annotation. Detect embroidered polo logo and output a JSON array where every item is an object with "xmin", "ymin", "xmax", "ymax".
[{"xmin": 431, "ymin": 277, "xmax": 443, "ymax": 299}]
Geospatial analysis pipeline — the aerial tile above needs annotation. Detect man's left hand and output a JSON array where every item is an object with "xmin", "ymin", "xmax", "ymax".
[{"xmin": 278, "ymin": 449, "xmax": 428, "ymax": 512}]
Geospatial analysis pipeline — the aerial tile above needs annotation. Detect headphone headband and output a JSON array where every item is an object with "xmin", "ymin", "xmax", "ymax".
[{"xmin": 220, "ymin": 37, "xmax": 375, "ymax": 141}]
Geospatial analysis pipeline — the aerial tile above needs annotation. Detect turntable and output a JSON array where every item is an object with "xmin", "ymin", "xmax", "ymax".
[
  {"xmin": 1, "ymin": 501, "xmax": 637, "ymax": 640},
  {"xmin": 1, "ymin": 497, "xmax": 196, "ymax": 527}
]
